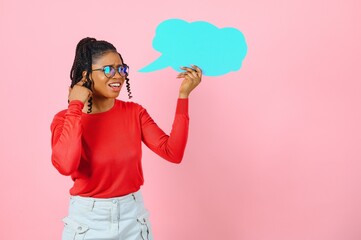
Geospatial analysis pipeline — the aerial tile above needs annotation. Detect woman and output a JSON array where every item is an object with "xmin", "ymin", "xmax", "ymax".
[{"xmin": 50, "ymin": 37, "xmax": 202, "ymax": 240}]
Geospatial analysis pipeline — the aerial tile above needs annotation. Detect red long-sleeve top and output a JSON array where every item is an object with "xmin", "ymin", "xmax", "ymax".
[{"xmin": 51, "ymin": 98, "xmax": 189, "ymax": 198}]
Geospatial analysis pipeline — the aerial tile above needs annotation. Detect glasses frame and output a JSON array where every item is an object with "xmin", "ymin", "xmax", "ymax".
[{"xmin": 92, "ymin": 64, "xmax": 129, "ymax": 78}]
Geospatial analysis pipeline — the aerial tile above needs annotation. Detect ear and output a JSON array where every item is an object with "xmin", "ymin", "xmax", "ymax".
[{"xmin": 83, "ymin": 70, "xmax": 92, "ymax": 81}]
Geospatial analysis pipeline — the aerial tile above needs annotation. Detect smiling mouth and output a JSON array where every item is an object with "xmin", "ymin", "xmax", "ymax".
[{"xmin": 109, "ymin": 83, "xmax": 121, "ymax": 87}]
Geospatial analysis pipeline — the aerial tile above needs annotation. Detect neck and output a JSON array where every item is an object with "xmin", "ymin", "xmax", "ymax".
[{"xmin": 83, "ymin": 97, "xmax": 115, "ymax": 114}]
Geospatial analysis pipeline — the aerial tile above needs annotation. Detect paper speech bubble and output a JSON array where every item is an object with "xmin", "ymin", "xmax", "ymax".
[{"xmin": 139, "ymin": 19, "xmax": 247, "ymax": 76}]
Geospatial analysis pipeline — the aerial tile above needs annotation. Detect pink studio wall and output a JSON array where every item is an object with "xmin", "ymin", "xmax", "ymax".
[{"xmin": 1, "ymin": 0, "xmax": 360, "ymax": 239}]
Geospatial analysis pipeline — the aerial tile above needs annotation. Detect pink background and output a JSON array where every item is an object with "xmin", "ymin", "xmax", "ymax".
[{"xmin": 1, "ymin": 0, "xmax": 361, "ymax": 239}]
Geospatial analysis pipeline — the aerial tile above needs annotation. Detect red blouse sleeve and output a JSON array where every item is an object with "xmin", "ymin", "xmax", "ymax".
[
  {"xmin": 50, "ymin": 100, "xmax": 84, "ymax": 175},
  {"xmin": 140, "ymin": 98, "xmax": 189, "ymax": 163}
]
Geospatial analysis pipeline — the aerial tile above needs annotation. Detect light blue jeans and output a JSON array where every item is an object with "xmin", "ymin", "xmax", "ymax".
[{"xmin": 61, "ymin": 190, "xmax": 153, "ymax": 240}]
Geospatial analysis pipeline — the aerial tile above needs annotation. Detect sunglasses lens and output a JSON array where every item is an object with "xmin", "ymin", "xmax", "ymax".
[
  {"xmin": 103, "ymin": 66, "xmax": 111, "ymax": 75},
  {"xmin": 100, "ymin": 65, "xmax": 129, "ymax": 78},
  {"xmin": 105, "ymin": 66, "xmax": 117, "ymax": 77},
  {"xmin": 120, "ymin": 66, "xmax": 129, "ymax": 75}
]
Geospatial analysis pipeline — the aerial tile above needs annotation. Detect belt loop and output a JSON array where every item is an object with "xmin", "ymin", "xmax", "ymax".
[
  {"xmin": 90, "ymin": 199, "xmax": 95, "ymax": 211},
  {"xmin": 132, "ymin": 193, "xmax": 136, "ymax": 201},
  {"xmin": 70, "ymin": 196, "xmax": 75, "ymax": 205}
]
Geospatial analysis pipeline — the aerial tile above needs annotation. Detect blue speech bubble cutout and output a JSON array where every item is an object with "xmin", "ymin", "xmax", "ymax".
[{"xmin": 138, "ymin": 19, "xmax": 247, "ymax": 76}]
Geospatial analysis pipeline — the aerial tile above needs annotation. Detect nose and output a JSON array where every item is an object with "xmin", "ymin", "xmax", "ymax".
[{"xmin": 113, "ymin": 70, "xmax": 125, "ymax": 78}]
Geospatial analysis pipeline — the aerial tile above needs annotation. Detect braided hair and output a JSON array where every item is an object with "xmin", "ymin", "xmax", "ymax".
[{"xmin": 70, "ymin": 37, "xmax": 132, "ymax": 113}]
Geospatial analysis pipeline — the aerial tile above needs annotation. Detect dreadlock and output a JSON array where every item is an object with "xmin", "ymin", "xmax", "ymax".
[{"xmin": 69, "ymin": 37, "xmax": 132, "ymax": 113}]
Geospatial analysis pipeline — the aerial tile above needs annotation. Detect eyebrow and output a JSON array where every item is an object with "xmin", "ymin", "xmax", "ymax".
[{"xmin": 103, "ymin": 64, "xmax": 124, "ymax": 68}]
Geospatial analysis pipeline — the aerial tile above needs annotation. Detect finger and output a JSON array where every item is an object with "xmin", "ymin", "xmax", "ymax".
[
  {"xmin": 180, "ymin": 66, "xmax": 196, "ymax": 73},
  {"xmin": 191, "ymin": 65, "xmax": 202, "ymax": 77},
  {"xmin": 76, "ymin": 80, "xmax": 93, "ymax": 93},
  {"xmin": 177, "ymin": 72, "xmax": 187, "ymax": 78},
  {"xmin": 181, "ymin": 70, "xmax": 199, "ymax": 81},
  {"xmin": 184, "ymin": 64, "xmax": 202, "ymax": 77},
  {"xmin": 76, "ymin": 81, "xmax": 85, "ymax": 87},
  {"xmin": 75, "ymin": 76, "xmax": 87, "ymax": 85},
  {"xmin": 188, "ymin": 69, "xmax": 199, "ymax": 79},
  {"xmin": 73, "ymin": 83, "xmax": 92, "ymax": 95},
  {"xmin": 183, "ymin": 74, "xmax": 192, "ymax": 82},
  {"xmin": 180, "ymin": 66, "xmax": 199, "ymax": 79},
  {"xmin": 182, "ymin": 65, "xmax": 200, "ymax": 73}
]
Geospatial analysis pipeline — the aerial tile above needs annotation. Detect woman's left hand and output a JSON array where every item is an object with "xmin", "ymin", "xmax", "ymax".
[{"xmin": 177, "ymin": 65, "xmax": 202, "ymax": 98}]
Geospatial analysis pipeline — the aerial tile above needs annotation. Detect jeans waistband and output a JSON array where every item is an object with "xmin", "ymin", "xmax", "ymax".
[{"xmin": 70, "ymin": 190, "xmax": 143, "ymax": 209}]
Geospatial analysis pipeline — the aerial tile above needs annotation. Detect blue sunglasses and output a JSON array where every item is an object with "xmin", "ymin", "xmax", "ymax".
[{"xmin": 92, "ymin": 64, "xmax": 129, "ymax": 78}]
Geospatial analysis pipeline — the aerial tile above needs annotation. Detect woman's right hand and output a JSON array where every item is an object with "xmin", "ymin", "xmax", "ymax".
[{"xmin": 68, "ymin": 79, "xmax": 92, "ymax": 104}]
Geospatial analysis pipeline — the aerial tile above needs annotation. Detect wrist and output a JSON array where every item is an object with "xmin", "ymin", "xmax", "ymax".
[{"xmin": 179, "ymin": 92, "xmax": 189, "ymax": 99}]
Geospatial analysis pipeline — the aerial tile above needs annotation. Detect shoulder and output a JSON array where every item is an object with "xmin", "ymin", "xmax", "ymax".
[
  {"xmin": 115, "ymin": 99, "xmax": 145, "ymax": 112},
  {"xmin": 52, "ymin": 109, "xmax": 67, "ymax": 119},
  {"xmin": 50, "ymin": 108, "xmax": 67, "ymax": 130}
]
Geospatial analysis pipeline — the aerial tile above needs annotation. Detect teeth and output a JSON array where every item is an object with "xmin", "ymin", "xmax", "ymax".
[{"xmin": 109, "ymin": 83, "xmax": 120, "ymax": 87}]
